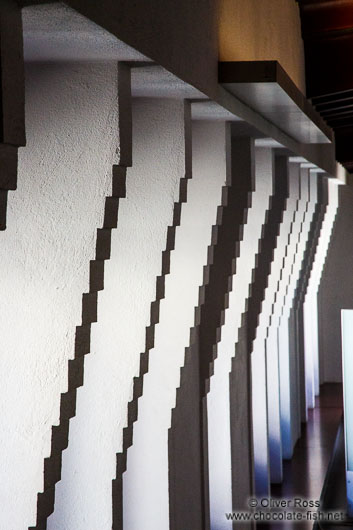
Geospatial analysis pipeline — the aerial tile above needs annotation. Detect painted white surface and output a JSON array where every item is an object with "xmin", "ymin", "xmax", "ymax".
[
  {"xmin": 278, "ymin": 167, "xmax": 310, "ymax": 457},
  {"xmin": 254, "ymin": 161, "xmax": 300, "ymax": 483},
  {"xmin": 207, "ymin": 147, "xmax": 273, "ymax": 528},
  {"xmin": 301, "ymin": 175, "xmax": 318, "ymax": 414},
  {"xmin": 248, "ymin": 150, "xmax": 276, "ymax": 498},
  {"xmin": 48, "ymin": 98, "xmax": 186, "ymax": 529},
  {"xmin": 278, "ymin": 168, "xmax": 317, "ymax": 456},
  {"xmin": 0, "ymin": 61, "xmax": 120, "ymax": 529},
  {"xmin": 123, "ymin": 121, "xmax": 227, "ymax": 530},
  {"xmin": 276, "ymin": 166, "xmax": 309, "ymax": 459},
  {"xmin": 303, "ymin": 179, "xmax": 339, "ymax": 407}
]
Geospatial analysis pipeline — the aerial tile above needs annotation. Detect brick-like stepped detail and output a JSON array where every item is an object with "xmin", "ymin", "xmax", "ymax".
[
  {"xmin": 0, "ymin": 1, "xmax": 26, "ymax": 229},
  {"xmin": 241, "ymin": 156, "xmax": 289, "ymax": 353},
  {"xmin": 278, "ymin": 170, "xmax": 312, "ymax": 326},
  {"xmin": 168, "ymin": 137, "xmax": 256, "ymax": 529},
  {"xmin": 112, "ymin": 170, "xmax": 191, "ymax": 530},
  {"xmin": 29, "ymin": 63, "xmax": 132, "ymax": 530},
  {"xmin": 229, "ymin": 155, "xmax": 289, "ymax": 510},
  {"xmin": 292, "ymin": 176, "xmax": 328, "ymax": 419},
  {"xmin": 28, "ymin": 166, "xmax": 128, "ymax": 530}
]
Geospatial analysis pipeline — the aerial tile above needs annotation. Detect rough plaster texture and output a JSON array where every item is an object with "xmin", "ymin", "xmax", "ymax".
[
  {"xmin": 207, "ymin": 147, "xmax": 273, "ymax": 529},
  {"xmin": 218, "ymin": 0, "xmax": 306, "ymax": 93},
  {"xmin": 302, "ymin": 180, "xmax": 323, "ymax": 413},
  {"xmin": 278, "ymin": 169, "xmax": 317, "ymax": 456},
  {"xmin": 305, "ymin": 180, "xmax": 338, "ymax": 389},
  {"xmin": 277, "ymin": 171, "xmax": 309, "ymax": 457},
  {"xmin": 63, "ymin": 0, "xmax": 219, "ymax": 100},
  {"xmin": 295, "ymin": 172, "xmax": 319, "ymax": 423},
  {"xmin": 123, "ymin": 120, "xmax": 226, "ymax": 530},
  {"xmin": 266, "ymin": 164, "xmax": 301, "ymax": 464},
  {"xmin": 254, "ymin": 162, "xmax": 300, "ymax": 484},
  {"xmin": 48, "ymin": 98, "xmax": 186, "ymax": 530},
  {"xmin": 0, "ymin": 61, "xmax": 120, "ymax": 529},
  {"xmin": 318, "ymin": 184, "xmax": 351, "ymax": 384},
  {"xmin": 23, "ymin": 3, "xmax": 148, "ymax": 62},
  {"xmin": 249, "ymin": 151, "xmax": 279, "ymax": 499}
]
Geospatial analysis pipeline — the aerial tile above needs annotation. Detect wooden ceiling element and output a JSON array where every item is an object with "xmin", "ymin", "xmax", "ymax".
[{"xmin": 297, "ymin": 0, "xmax": 353, "ymax": 172}]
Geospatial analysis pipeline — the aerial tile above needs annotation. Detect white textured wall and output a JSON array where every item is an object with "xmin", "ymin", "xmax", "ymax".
[
  {"xmin": 303, "ymin": 179, "xmax": 339, "ymax": 403},
  {"xmin": 255, "ymin": 161, "xmax": 300, "ymax": 484},
  {"xmin": 301, "ymin": 176, "xmax": 319, "ymax": 413},
  {"xmin": 123, "ymin": 121, "xmax": 227, "ymax": 530},
  {"xmin": 0, "ymin": 61, "xmax": 120, "ymax": 529},
  {"xmin": 208, "ymin": 146, "xmax": 273, "ymax": 528},
  {"xmin": 249, "ymin": 150, "xmax": 275, "ymax": 498},
  {"xmin": 49, "ymin": 98, "xmax": 186, "ymax": 530},
  {"xmin": 278, "ymin": 168, "xmax": 314, "ymax": 456},
  {"xmin": 266, "ymin": 163, "xmax": 300, "ymax": 468}
]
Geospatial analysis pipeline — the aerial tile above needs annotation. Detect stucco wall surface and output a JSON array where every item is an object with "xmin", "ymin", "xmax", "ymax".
[
  {"xmin": 64, "ymin": 0, "xmax": 219, "ymax": 99},
  {"xmin": 262, "ymin": 163, "xmax": 300, "ymax": 478},
  {"xmin": 304, "ymin": 179, "xmax": 338, "ymax": 404},
  {"xmin": 0, "ymin": 61, "xmax": 119, "ymax": 529},
  {"xmin": 123, "ymin": 120, "xmax": 227, "ymax": 530},
  {"xmin": 208, "ymin": 147, "xmax": 273, "ymax": 529},
  {"xmin": 319, "ymin": 185, "xmax": 351, "ymax": 384},
  {"xmin": 49, "ymin": 98, "xmax": 186, "ymax": 530}
]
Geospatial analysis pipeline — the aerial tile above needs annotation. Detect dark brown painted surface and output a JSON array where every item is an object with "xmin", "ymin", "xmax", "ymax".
[{"xmin": 297, "ymin": 0, "xmax": 353, "ymax": 171}]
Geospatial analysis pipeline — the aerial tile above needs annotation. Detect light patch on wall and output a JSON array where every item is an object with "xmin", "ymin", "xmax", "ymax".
[{"xmin": 218, "ymin": 0, "xmax": 306, "ymax": 93}]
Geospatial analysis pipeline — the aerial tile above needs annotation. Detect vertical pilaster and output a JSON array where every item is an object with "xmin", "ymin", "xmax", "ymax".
[
  {"xmin": 169, "ymin": 131, "xmax": 255, "ymax": 530},
  {"xmin": 30, "ymin": 63, "xmax": 132, "ymax": 530},
  {"xmin": 247, "ymin": 154, "xmax": 288, "ymax": 498}
]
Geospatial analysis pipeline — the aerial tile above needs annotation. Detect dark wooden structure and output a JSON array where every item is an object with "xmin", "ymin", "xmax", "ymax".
[{"xmin": 297, "ymin": 0, "xmax": 353, "ymax": 172}]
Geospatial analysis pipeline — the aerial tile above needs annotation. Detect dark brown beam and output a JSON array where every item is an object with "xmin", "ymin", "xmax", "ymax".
[
  {"xmin": 316, "ymin": 99, "xmax": 353, "ymax": 113},
  {"xmin": 299, "ymin": 0, "xmax": 353, "ymax": 38},
  {"xmin": 304, "ymin": 33, "xmax": 353, "ymax": 98},
  {"xmin": 321, "ymin": 106, "xmax": 353, "ymax": 117},
  {"xmin": 312, "ymin": 89, "xmax": 353, "ymax": 105},
  {"xmin": 325, "ymin": 115, "xmax": 353, "ymax": 128}
]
